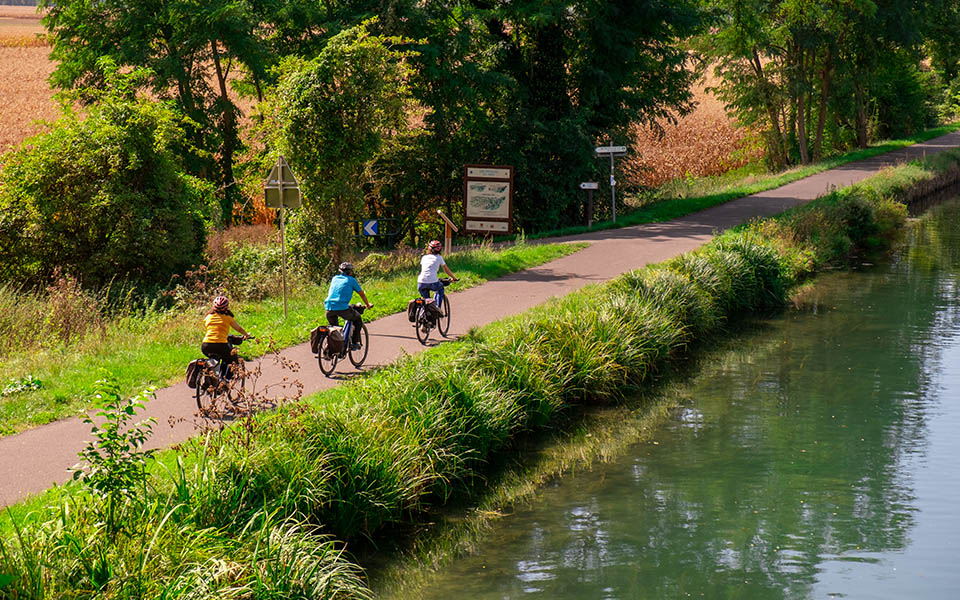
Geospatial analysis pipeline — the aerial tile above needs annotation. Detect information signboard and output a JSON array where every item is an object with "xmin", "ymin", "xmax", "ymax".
[{"xmin": 463, "ymin": 164, "xmax": 514, "ymax": 235}]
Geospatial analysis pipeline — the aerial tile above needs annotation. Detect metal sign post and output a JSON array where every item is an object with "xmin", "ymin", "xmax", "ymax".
[
  {"xmin": 437, "ymin": 210, "xmax": 459, "ymax": 255},
  {"xmin": 594, "ymin": 146, "xmax": 627, "ymax": 223},
  {"xmin": 579, "ymin": 182, "xmax": 598, "ymax": 227},
  {"xmin": 264, "ymin": 155, "xmax": 301, "ymax": 320}
]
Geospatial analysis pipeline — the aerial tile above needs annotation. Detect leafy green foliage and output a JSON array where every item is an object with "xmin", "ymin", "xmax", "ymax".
[
  {"xmin": 0, "ymin": 66, "xmax": 212, "ymax": 288},
  {"xmin": 71, "ymin": 377, "xmax": 156, "ymax": 535},
  {"xmin": 702, "ymin": 0, "xmax": 944, "ymax": 167},
  {"xmin": 267, "ymin": 20, "xmax": 414, "ymax": 271},
  {"xmin": 38, "ymin": 0, "xmax": 279, "ymax": 223}
]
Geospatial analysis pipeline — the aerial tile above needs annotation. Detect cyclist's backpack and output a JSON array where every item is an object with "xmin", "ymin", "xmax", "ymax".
[
  {"xmin": 185, "ymin": 359, "xmax": 203, "ymax": 389},
  {"xmin": 309, "ymin": 325, "xmax": 325, "ymax": 354},
  {"xmin": 407, "ymin": 298, "xmax": 422, "ymax": 322},
  {"xmin": 326, "ymin": 326, "xmax": 345, "ymax": 354}
]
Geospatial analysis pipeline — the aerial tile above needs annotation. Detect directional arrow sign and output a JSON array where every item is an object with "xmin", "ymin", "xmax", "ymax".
[
  {"xmin": 595, "ymin": 145, "xmax": 628, "ymax": 155},
  {"xmin": 264, "ymin": 156, "xmax": 302, "ymax": 208},
  {"xmin": 362, "ymin": 220, "xmax": 378, "ymax": 236}
]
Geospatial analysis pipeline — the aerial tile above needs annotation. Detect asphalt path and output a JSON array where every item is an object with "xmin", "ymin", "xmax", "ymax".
[{"xmin": 3, "ymin": 131, "xmax": 960, "ymax": 508}]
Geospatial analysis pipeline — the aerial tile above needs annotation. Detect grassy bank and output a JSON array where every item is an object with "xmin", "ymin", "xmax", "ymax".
[
  {"xmin": 2, "ymin": 150, "xmax": 960, "ymax": 598},
  {"xmin": 0, "ymin": 241, "xmax": 584, "ymax": 436}
]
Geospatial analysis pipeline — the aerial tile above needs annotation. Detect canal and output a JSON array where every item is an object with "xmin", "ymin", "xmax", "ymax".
[{"xmin": 408, "ymin": 198, "xmax": 960, "ymax": 599}]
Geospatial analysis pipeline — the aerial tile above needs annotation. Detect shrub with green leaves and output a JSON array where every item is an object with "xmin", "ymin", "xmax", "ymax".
[{"xmin": 0, "ymin": 66, "xmax": 213, "ymax": 288}]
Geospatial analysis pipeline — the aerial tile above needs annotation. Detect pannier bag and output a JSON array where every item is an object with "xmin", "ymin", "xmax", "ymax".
[
  {"xmin": 309, "ymin": 325, "xmax": 327, "ymax": 355},
  {"xmin": 425, "ymin": 298, "xmax": 442, "ymax": 317},
  {"xmin": 424, "ymin": 298, "xmax": 442, "ymax": 322},
  {"xmin": 407, "ymin": 298, "xmax": 424, "ymax": 322},
  {"xmin": 185, "ymin": 359, "xmax": 203, "ymax": 389},
  {"xmin": 326, "ymin": 326, "xmax": 345, "ymax": 355}
]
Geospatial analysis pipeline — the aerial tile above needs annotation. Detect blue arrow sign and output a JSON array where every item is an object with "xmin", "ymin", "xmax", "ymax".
[{"xmin": 362, "ymin": 220, "xmax": 379, "ymax": 236}]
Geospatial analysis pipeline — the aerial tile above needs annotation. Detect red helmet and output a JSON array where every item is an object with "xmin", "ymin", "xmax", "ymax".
[
  {"xmin": 428, "ymin": 240, "xmax": 442, "ymax": 253},
  {"xmin": 213, "ymin": 295, "xmax": 229, "ymax": 310}
]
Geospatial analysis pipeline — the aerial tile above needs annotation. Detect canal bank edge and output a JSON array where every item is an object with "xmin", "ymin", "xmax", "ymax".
[{"xmin": 4, "ymin": 149, "xmax": 960, "ymax": 599}]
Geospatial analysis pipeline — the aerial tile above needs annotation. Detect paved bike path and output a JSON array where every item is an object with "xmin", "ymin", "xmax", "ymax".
[{"xmin": 3, "ymin": 131, "xmax": 960, "ymax": 508}]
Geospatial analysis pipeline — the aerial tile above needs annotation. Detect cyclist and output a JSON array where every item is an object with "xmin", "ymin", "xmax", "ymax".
[
  {"xmin": 201, "ymin": 295, "xmax": 250, "ymax": 380},
  {"xmin": 417, "ymin": 240, "xmax": 458, "ymax": 314},
  {"xmin": 324, "ymin": 262, "xmax": 373, "ymax": 350}
]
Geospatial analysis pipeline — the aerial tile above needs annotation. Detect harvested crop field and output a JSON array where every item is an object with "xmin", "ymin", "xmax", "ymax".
[
  {"xmin": 0, "ymin": 5, "xmax": 56, "ymax": 154},
  {"xmin": 623, "ymin": 75, "xmax": 760, "ymax": 189}
]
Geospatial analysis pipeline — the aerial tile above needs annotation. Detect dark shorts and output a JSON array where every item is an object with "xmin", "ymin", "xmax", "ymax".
[
  {"xmin": 201, "ymin": 342, "xmax": 236, "ymax": 378},
  {"xmin": 325, "ymin": 308, "xmax": 363, "ymax": 343}
]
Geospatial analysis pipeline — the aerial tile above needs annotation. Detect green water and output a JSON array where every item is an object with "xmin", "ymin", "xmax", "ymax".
[{"xmin": 412, "ymin": 200, "xmax": 960, "ymax": 599}]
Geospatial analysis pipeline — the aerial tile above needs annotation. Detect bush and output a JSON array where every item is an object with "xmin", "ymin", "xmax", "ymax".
[
  {"xmin": 220, "ymin": 242, "xmax": 286, "ymax": 300},
  {"xmin": 0, "ymin": 69, "xmax": 212, "ymax": 288}
]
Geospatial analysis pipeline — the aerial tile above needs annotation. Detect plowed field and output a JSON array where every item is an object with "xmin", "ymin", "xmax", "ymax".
[{"xmin": 0, "ymin": 5, "xmax": 56, "ymax": 154}]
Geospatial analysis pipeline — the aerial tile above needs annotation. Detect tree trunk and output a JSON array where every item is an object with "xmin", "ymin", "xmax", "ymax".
[
  {"xmin": 752, "ymin": 50, "xmax": 788, "ymax": 168},
  {"xmin": 813, "ymin": 47, "xmax": 832, "ymax": 161},
  {"xmin": 211, "ymin": 39, "xmax": 237, "ymax": 227},
  {"xmin": 854, "ymin": 79, "xmax": 869, "ymax": 148},
  {"xmin": 796, "ymin": 47, "xmax": 810, "ymax": 165}
]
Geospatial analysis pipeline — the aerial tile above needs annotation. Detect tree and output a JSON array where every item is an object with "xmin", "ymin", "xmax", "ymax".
[
  {"xmin": 374, "ymin": 0, "xmax": 707, "ymax": 231},
  {"xmin": 39, "ymin": 0, "xmax": 273, "ymax": 226},
  {"xmin": 268, "ymin": 21, "xmax": 413, "ymax": 270},
  {"xmin": 703, "ymin": 0, "xmax": 940, "ymax": 167},
  {"xmin": 0, "ymin": 65, "xmax": 212, "ymax": 288}
]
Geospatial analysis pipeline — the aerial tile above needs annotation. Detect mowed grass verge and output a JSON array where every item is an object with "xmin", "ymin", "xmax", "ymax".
[{"xmin": 0, "ymin": 241, "xmax": 586, "ymax": 436}]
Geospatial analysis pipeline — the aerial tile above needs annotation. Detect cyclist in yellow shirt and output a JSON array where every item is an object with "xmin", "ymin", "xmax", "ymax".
[{"xmin": 201, "ymin": 295, "xmax": 250, "ymax": 379}]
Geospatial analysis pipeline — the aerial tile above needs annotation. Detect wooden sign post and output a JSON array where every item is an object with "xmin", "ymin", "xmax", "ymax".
[{"xmin": 437, "ymin": 209, "xmax": 459, "ymax": 255}]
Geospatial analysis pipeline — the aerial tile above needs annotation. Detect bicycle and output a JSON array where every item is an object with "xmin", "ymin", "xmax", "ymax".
[
  {"xmin": 414, "ymin": 278, "xmax": 452, "ymax": 345},
  {"xmin": 193, "ymin": 334, "xmax": 248, "ymax": 412},
  {"xmin": 315, "ymin": 303, "xmax": 370, "ymax": 376}
]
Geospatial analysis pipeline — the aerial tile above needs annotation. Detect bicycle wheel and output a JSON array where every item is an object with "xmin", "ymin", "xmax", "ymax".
[
  {"xmin": 349, "ymin": 323, "xmax": 369, "ymax": 367},
  {"xmin": 438, "ymin": 297, "xmax": 452, "ymax": 337},
  {"xmin": 415, "ymin": 309, "xmax": 431, "ymax": 345},
  {"xmin": 318, "ymin": 335, "xmax": 339, "ymax": 376},
  {"xmin": 225, "ymin": 359, "xmax": 247, "ymax": 404},
  {"xmin": 196, "ymin": 373, "xmax": 219, "ymax": 412}
]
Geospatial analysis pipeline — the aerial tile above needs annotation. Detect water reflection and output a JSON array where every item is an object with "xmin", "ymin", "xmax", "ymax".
[{"xmin": 406, "ymin": 198, "xmax": 960, "ymax": 599}]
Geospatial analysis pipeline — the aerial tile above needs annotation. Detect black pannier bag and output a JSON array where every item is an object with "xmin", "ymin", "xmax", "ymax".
[
  {"xmin": 326, "ymin": 326, "xmax": 345, "ymax": 354},
  {"xmin": 185, "ymin": 359, "xmax": 203, "ymax": 389},
  {"xmin": 424, "ymin": 298, "xmax": 442, "ymax": 321},
  {"xmin": 407, "ymin": 298, "xmax": 422, "ymax": 322},
  {"xmin": 309, "ymin": 325, "xmax": 326, "ymax": 354}
]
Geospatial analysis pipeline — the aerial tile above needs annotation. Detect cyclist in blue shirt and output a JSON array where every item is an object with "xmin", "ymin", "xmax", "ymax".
[{"xmin": 324, "ymin": 262, "xmax": 373, "ymax": 349}]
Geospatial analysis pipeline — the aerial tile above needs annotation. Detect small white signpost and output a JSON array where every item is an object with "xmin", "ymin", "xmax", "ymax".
[
  {"xmin": 580, "ymin": 181, "xmax": 599, "ymax": 227},
  {"xmin": 264, "ymin": 155, "xmax": 301, "ymax": 319},
  {"xmin": 594, "ymin": 145, "xmax": 628, "ymax": 223}
]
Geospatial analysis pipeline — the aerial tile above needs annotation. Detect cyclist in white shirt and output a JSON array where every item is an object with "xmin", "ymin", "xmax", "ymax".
[{"xmin": 417, "ymin": 240, "xmax": 458, "ymax": 312}]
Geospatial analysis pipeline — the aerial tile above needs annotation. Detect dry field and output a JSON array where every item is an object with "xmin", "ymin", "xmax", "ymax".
[
  {"xmin": 0, "ymin": 5, "xmax": 57, "ymax": 154},
  {"xmin": 623, "ymin": 75, "xmax": 760, "ymax": 189}
]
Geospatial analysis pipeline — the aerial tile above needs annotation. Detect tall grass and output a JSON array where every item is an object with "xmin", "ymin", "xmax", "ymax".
[{"xmin": 1, "ymin": 152, "xmax": 956, "ymax": 598}]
